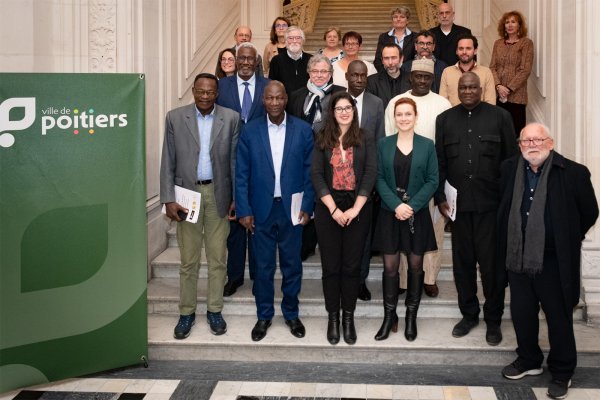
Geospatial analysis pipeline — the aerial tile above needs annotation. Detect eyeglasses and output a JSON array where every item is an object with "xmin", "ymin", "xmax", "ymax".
[
  {"xmin": 287, "ymin": 36, "xmax": 303, "ymax": 41},
  {"xmin": 237, "ymin": 56, "xmax": 256, "ymax": 63},
  {"xmin": 416, "ymin": 41, "xmax": 434, "ymax": 47},
  {"xmin": 518, "ymin": 138, "xmax": 551, "ymax": 146},
  {"xmin": 344, "ymin": 41, "xmax": 360, "ymax": 47},
  {"xmin": 193, "ymin": 89, "xmax": 217, "ymax": 97},
  {"xmin": 334, "ymin": 105, "xmax": 353, "ymax": 114},
  {"xmin": 309, "ymin": 69, "xmax": 331, "ymax": 75},
  {"xmin": 275, "ymin": 23, "xmax": 288, "ymax": 29},
  {"xmin": 221, "ymin": 57, "xmax": 235, "ymax": 63}
]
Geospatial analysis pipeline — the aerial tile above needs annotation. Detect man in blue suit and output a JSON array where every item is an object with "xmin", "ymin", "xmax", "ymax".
[
  {"xmin": 216, "ymin": 42, "xmax": 270, "ymax": 297},
  {"xmin": 236, "ymin": 81, "xmax": 315, "ymax": 342}
]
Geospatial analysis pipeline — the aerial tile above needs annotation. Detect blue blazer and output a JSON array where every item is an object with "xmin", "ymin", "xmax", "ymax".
[
  {"xmin": 376, "ymin": 133, "xmax": 438, "ymax": 213},
  {"xmin": 236, "ymin": 114, "xmax": 315, "ymax": 224},
  {"xmin": 216, "ymin": 75, "xmax": 270, "ymax": 123}
]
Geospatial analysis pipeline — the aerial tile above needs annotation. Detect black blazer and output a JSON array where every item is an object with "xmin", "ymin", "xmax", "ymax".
[
  {"xmin": 311, "ymin": 133, "xmax": 377, "ymax": 204},
  {"xmin": 374, "ymin": 31, "xmax": 416, "ymax": 73}
]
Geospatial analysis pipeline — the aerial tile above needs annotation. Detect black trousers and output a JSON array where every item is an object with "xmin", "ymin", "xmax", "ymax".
[
  {"xmin": 226, "ymin": 221, "xmax": 256, "ymax": 285},
  {"xmin": 508, "ymin": 251, "xmax": 576, "ymax": 380},
  {"xmin": 314, "ymin": 201, "xmax": 372, "ymax": 313},
  {"xmin": 497, "ymin": 100, "xmax": 526, "ymax": 137},
  {"xmin": 451, "ymin": 210, "xmax": 505, "ymax": 325}
]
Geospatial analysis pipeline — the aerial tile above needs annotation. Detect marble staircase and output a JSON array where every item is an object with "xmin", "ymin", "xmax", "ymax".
[{"xmin": 146, "ymin": 225, "xmax": 599, "ymax": 366}]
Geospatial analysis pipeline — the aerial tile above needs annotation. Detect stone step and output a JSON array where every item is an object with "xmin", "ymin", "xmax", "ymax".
[
  {"xmin": 147, "ymin": 313, "xmax": 600, "ymax": 366},
  {"xmin": 147, "ymin": 277, "xmax": 584, "ymax": 321},
  {"xmin": 151, "ymin": 246, "xmax": 456, "ymax": 281},
  {"xmin": 149, "ymin": 277, "xmax": 480, "ymax": 318}
]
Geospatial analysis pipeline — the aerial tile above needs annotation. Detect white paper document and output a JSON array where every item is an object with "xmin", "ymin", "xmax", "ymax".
[
  {"xmin": 291, "ymin": 192, "xmax": 304, "ymax": 226},
  {"xmin": 161, "ymin": 185, "xmax": 202, "ymax": 223},
  {"xmin": 443, "ymin": 180, "xmax": 457, "ymax": 221}
]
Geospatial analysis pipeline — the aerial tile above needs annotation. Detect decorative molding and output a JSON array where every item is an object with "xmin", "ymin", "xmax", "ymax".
[
  {"xmin": 89, "ymin": 0, "xmax": 117, "ymax": 72},
  {"xmin": 415, "ymin": 0, "xmax": 443, "ymax": 30}
]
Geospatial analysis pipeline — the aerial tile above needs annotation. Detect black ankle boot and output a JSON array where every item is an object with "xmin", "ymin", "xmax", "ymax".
[
  {"xmin": 342, "ymin": 310, "xmax": 356, "ymax": 344},
  {"xmin": 327, "ymin": 311, "xmax": 340, "ymax": 345},
  {"xmin": 404, "ymin": 269, "xmax": 424, "ymax": 341},
  {"xmin": 375, "ymin": 273, "xmax": 399, "ymax": 341}
]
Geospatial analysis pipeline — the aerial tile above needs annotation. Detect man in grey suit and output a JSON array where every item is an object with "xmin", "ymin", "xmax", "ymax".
[
  {"xmin": 160, "ymin": 73, "xmax": 240, "ymax": 339},
  {"xmin": 346, "ymin": 60, "xmax": 385, "ymax": 301}
]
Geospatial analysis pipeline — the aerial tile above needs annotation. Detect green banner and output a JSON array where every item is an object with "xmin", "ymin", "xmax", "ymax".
[{"xmin": 0, "ymin": 73, "xmax": 147, "ymax": 392}]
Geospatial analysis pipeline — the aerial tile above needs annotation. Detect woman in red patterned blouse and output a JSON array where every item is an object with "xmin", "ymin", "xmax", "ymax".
[{"xmin": 311, "ymin": 92, "xmax": 377, "ymax": 345}]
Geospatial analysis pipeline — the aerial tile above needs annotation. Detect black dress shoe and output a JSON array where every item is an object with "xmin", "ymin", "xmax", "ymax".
[
  {"xmin": 285, "ymin": 318, "xmax": 306, "ymax": 338},
  {"xmin": 452, "ymin": 318, "xmax": 479, "ymax": 338},
  {"xmin": 223, "ymin": 280, "xmax": 242, "ymax": 297},
  {"xmin": 357, "ymin": 282, "xmax": 372, "ymax": 301},
  {"xmin": 251, "ymin": 319, "xmax": 271, "ymax": 341},
  {"xmin": 486, "ymin": 324, "xmax": 503, "ymax": 346}
]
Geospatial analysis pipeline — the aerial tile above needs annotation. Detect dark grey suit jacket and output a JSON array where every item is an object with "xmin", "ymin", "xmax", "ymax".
[
  {"xmin": 358, "ymin": 91, "xmax": 385, "ymax": 141},
  {"xmin": 160, "ymin": 103, "xmax": 241, "ymax": 218}
]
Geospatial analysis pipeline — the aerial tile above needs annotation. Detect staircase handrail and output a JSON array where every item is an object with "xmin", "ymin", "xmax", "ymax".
[{"xmin": 283, "ymin": 0, "xmax": 321, "ymax": 33}]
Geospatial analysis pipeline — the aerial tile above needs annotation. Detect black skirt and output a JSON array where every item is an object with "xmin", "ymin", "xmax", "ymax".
[{"xmin": 373, "ymin": 206, "xmax": 437, "ymax": 256}]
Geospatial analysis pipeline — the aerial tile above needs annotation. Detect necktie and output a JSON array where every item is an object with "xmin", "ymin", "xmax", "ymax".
[{"xmin": 241, "ymin": 82, "xmax": 252, "ymax": 122}]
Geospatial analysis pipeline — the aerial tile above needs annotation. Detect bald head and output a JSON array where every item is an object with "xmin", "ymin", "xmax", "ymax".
[
  {"xmin": 438, "ymin": 3, "xmax": 455, "ymax": 29},
  {"xmin": 457, "ymin": 72, "xmax": 482, "ymax": 109},
  {"xmin": 346, "ymin": 60, "xmax": 368, "ymax": 96},
  {"xmin": 234, "ymin": 26, "xmax": 252, "ymax": 45},
  {"xmin": 263, "ymin": 81, "xmax": 288, "ymax": 123}
]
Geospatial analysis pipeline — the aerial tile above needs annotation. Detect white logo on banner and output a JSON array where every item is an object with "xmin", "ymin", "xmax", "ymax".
[
  {"xmin": 0, "ymin": 97, "xmax": 35, "ymax": 147},
  {"xmin": 0, "ymin": 97, "xmax": 36, "ymax": 148}
]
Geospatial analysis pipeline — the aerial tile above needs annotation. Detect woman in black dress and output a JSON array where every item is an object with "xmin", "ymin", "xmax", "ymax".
[{"xmin": 374, "ymin": 97, "xmax": 438, "ymax": 341}]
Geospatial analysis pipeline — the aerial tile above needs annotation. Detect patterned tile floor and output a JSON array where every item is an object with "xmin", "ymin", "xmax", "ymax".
[{"xmin": 2, "ymin": 362, "xmax": 599, "ymax": 400}]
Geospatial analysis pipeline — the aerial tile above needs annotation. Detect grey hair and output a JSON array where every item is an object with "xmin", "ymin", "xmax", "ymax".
[
  {"xmin": 237, "ymin": 42, "xmax": 258, "ymax": 54},
  {"xmin": 520, "ymin": 123, "xmax": 553, "ymax": 140},
  {"xmin": 391, "ymin": 6, "xmax": 410, "ymax": 19},
  {"xmin": 285, "ymin": 26, "xmax": 305, "ymax": 41},
  {"xmin": 307, "ymin": 54, "xmax": 332, "ymax": 72}
]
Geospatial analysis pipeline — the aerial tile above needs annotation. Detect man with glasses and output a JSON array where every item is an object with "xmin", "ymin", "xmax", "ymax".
[
  {"xmin": 430, "ymin": 3, "xmax": 472, "ymax": 66},
  {"xmin": 230, "ymin": 25, "xmax": 264, "ymax": 77},
  {"xmin": 399, "ymin": 30, "xmax": 448, "ymax": 94},
  {"xmin": 217, "ymin": 42, "xmax": 270, "ymax": 297},
  {"xmin": 435, "ymin": 72, "xmax": 516, "ymax": 346},
  {"xmin": 160, "ymin": 73, "xmax": 240, "ymax": 339},
  {"xmin": 498, "ymin": 123, "xmax": 598, "ymax": 400},
  {"xmin": 269, "ymin": 26, "xmax": 312, "ymax": 96}
]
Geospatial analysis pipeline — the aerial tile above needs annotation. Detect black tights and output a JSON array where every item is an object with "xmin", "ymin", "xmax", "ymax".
[{"xmin": 383, "ymin": 252, "xmax": 423, "ymax": 277}]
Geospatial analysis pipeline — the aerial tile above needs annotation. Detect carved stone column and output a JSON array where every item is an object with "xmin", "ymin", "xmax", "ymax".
[{"xmin": 89, "ymin": 0, "xmax": 117, "ymax": 72}]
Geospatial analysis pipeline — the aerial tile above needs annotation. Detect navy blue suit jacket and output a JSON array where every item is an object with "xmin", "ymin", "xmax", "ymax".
[
  {"xmin": 216, "ymin": 75, "xmax": 270, "ymax": 123},
  {"xmin": 236, "ymin": 114, "xmax": 315, "ymax": 225}
]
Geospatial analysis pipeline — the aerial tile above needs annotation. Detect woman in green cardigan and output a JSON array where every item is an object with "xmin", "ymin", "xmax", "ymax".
[{"xmin": 373, "ymin": 97, "xmax": 438, "ymax": 341}]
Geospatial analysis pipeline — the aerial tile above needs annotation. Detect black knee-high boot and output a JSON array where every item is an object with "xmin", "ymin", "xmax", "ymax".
[
  {"xmin": 405, "ymin": 269, "xmax": 424, "ymax": 341},
  {"xmin": 374, "ymin": 273, "xmax": 399, "ymax": 341}
]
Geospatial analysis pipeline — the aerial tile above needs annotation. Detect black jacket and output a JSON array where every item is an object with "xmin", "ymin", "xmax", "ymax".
[
  {"xmin": 374, "ymin": 31, "xmax": 416, "ymax": 73},
  {"xmin": 430, "ymin": 24, "xmax": 472, "ymax": 66},
  {"xmin": 497, "ymin": 152, "xmax": 599, "ymax": 311}
]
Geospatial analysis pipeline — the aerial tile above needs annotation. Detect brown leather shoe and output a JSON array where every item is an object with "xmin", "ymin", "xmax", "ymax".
[{"xmin": 424, "ymin": 283, "xmax": 439, "ymax": 297}]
